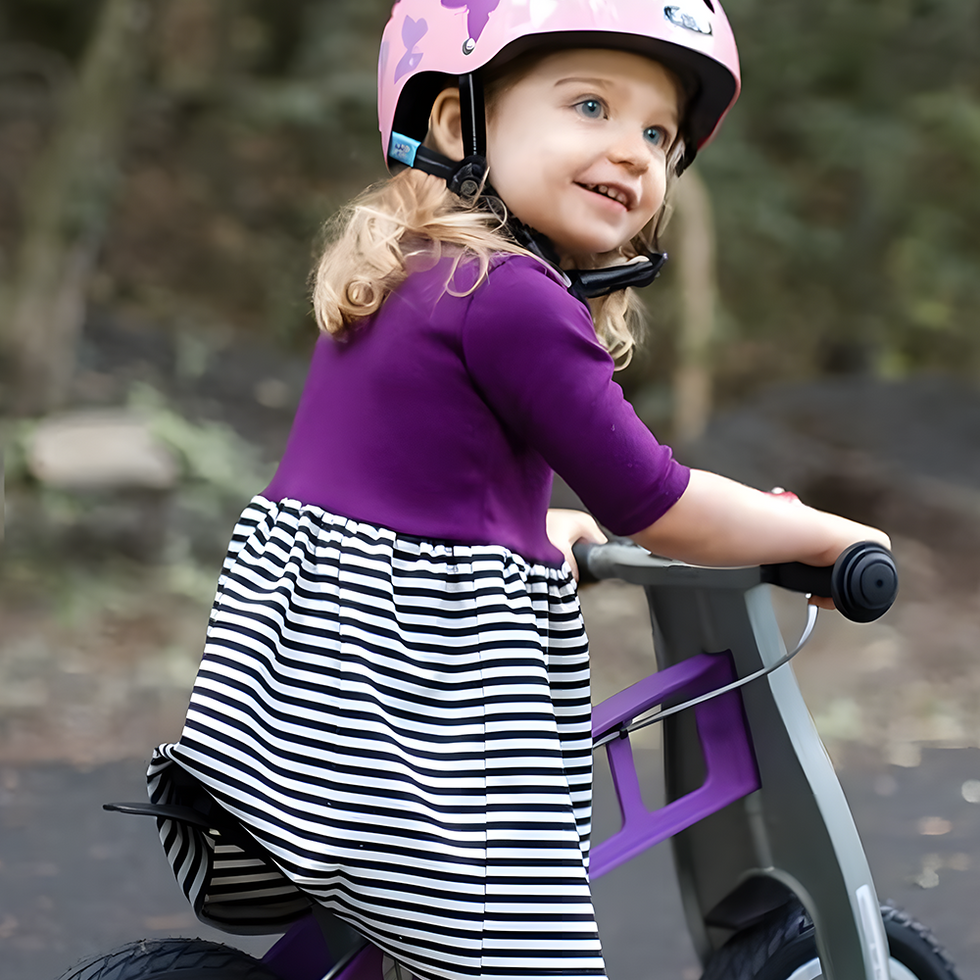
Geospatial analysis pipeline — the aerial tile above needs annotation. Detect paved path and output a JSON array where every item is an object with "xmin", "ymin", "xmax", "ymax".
[{"xmin": 3, "ymin": 745, "xmax": 978, "ymax": 980}]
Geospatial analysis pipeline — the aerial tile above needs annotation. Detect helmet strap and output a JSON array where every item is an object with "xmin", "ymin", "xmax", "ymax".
[
  {"xmin": 458, "ymin": 71, "xmax": 486, "ymax": 159},
  {"xmin": 448, "ymin": 71, "xmax": 489, "ymax": 199},
  {"xmin": 387, "ymin": 136, "xmax": 489, "ymax": 202},
  {"xmin": 387, "ymin": 72, "xmax": 489, "ymax": 202}
]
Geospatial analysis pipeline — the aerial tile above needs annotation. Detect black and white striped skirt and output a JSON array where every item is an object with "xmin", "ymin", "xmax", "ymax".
[{"xmin": 149, "ymin": 496, "xmax": 604, "ymax": 979}]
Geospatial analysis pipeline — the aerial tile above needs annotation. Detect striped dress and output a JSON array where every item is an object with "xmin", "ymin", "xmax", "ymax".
[
  {"xmin": 149, "ymin": 497, "xmax": 602, "ymax": 979},
  {"xmin": 149, "ymin": 255, "xmax": 689, "ymax": 979}
]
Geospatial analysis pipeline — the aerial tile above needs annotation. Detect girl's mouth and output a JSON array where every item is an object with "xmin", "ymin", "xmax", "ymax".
[{"xmin": 580, "ymin": 182, "xmax": 630, "ymax": 208}]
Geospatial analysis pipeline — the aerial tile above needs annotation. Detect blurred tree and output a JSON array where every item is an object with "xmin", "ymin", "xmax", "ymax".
[
  {"xmin": 1, "ymin": 0, "xmax": 149, "ymax": 416},
  {"xmin": 694, "ymin": 0, "xmax": 980, "ymax": 391},
  {"xmin": 671, "ymin": 169, "xmax": 717, "ymax": 446},
  {"xmin": 222, "ymin": 0, "xmax": 390, "ymax": 177},
  {"xmin": 3, "ymin": 0, "xmax": 979, "ymax": 419},
  {"xmin": 96, "ymin": 0, "xmax": 392, "ymax": 347},
  {"xmin": 154, "ymin": 0, "xmax": 233, "ymax": 100}
]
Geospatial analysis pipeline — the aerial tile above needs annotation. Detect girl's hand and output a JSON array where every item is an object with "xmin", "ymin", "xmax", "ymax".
[
  {"xmin": 767, "ymin": 488, "xmax": 833, "ymax": 610},
  {"xmin": 546, "ymin": 508, "xmax": 607, "ymax": 581}
]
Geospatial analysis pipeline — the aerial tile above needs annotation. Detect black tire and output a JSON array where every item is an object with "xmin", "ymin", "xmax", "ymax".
[
  {"xmin": 701, "ymin": 902, "xmax": 960, "ymax": 980},
  {"xmin": 55, "ymin": 938, "xmax": 282, "ymax": 980}
]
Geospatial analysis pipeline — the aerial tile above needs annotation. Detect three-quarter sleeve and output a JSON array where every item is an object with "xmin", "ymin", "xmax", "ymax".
[{"xmin": 461, "ymin": 256, "xmax": 690, "ymax": 536}]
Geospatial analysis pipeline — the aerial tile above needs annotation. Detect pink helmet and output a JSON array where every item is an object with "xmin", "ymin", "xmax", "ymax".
[{"xmin": 379, "ymin": 0, "xmax": 741, "ymax": 174}]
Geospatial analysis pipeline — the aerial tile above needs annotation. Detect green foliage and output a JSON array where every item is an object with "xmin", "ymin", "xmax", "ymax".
[
  {"xmin": 695, "ymin": 0, "xmax": 980, "ymax": 383},
  {"xmin": 1, "ymin": 387, "xmax": 272, "ymax": 600},
  {"xmin": 224, "ymin": 0, "xmax": 392, "ymax": 179},
  {"xmin": 128, "ymin": 381, "xmax": 272, "ymax": 508},
  {"xmin": 7, "ymin": 0, "xmax": 980, "ymax": 392},
  {"xmin": 0, "ymin": 0, "xmax": 103, "ymax": 62}
]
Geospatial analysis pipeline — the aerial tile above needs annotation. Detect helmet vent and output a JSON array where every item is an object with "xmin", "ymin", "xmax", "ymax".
[{"xmin": 702, "ymin": 0, "xmax": 715, "ymax": 10}]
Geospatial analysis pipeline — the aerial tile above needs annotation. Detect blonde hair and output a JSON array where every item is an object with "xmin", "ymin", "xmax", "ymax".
[
  {"xmin": 312, "ymin": 168, "xmax": 523, "ymax": 332},
  {"xmin": 312, "ymin": 167, "xmax": 677, "ymax": 367}
]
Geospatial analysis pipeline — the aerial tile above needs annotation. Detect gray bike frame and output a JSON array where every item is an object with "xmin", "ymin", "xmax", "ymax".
[{"xmin": 586, "ymin": 543, "xmax": 890, "ymax": 980}]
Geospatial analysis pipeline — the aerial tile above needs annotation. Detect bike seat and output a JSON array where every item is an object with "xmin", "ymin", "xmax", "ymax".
[
  {"xmin": 104, "ymin": 764, "xmax": 266, "ymax": 859},
  {"xmin": 104, "ymin": 763, "xmax": 318, "ymax": 934},
  {"xmin": 103, "ymin": 801, "xmax": 213, "ymax": 829}
]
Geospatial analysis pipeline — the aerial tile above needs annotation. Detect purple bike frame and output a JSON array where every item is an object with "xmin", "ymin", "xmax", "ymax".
[
  {"xmin": 590, "ymin": 651, "xmax": 760, "ymax": 878},
  {"xmin": 261, "ymin": 652, "xmax": 761, "ymax": 980}
]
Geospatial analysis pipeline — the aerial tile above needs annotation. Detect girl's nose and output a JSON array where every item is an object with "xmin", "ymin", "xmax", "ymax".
[{"xmin": 608, "ymin": 128, "xmax": 650, "ymax": 174}]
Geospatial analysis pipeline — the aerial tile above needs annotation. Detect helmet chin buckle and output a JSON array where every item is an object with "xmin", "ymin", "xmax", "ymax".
[
  {"xmin": 566, "ymin": 253, "xmax": 668, "ymax": 299},
  {"xmin": 506, "ymin": 214, "xmax": 668, "ymax": 300},
  {"xmin": 447, "ymin": 156, "xmax": 488, "ymax": 201}
]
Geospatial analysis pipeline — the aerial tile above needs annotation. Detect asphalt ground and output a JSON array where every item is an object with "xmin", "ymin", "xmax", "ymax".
[{"xmin": 2, "ymin": 746, "xmax": 979, "ymax": 980}]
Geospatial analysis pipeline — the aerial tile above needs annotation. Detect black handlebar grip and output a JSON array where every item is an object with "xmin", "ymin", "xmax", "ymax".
[
  {"xmin": 571, "ymin": 541, "xmax": 599, "ymax": 584},
  {"xmin": 762, "ymin": 560, "xmax": 833, "ymax": 599},
  {"xmin": 830, "ymin": 541, "xmax": 899, "ymax": 622},
  {"xmin": 763, "ymin": 541, "xmax": 898, "ymax": 623},
  {"xmin": 576, "ymin": 539, "xmax": 897, "ymax": 623}
]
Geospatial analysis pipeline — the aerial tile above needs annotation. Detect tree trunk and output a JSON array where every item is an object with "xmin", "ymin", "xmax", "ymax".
[
  {"xmin": 671, "ymin": 168, "xmax": 717, "ymax": 447},
  {"xmin": 1, "ymin": 0, "xmax": 150, "ymax": 417},
  {"xmin": 156, "ymin": 0, "xmax": 233, "ymax": 100}
]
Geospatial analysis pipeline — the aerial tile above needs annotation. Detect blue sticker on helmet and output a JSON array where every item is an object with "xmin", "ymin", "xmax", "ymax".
[
  {"xmin": 664, "ymin": 5, "xmax": 713, "ymax": 36},
  {"xmin": 389, "ymin": 132, "xmax": 421, "ymax": 166}
]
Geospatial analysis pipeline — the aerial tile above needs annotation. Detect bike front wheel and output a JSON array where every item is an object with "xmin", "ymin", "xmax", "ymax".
[
  {"xmin": 56, "ymin": 938, "xmax": 282, "ymax": 980},
  {"xmin": 701, "ymin": 902, "xmax": 960, "ymax": 980}
]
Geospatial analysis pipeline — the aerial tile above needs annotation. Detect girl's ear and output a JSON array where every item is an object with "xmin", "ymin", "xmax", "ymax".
[{"xmin": 426, "ymin": 87, "xmax": 464, "ymax": 161}]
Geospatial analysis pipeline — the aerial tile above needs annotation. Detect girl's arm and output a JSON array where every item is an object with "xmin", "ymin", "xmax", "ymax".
[{"xmin": 632, "ymin": 469, "xmax": 891, "ymax": 570}]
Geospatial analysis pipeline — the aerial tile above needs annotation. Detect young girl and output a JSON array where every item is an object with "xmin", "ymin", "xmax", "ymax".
[{"xmin": 149, "ymin": 2, "xmax": 889, "ymax": 978}]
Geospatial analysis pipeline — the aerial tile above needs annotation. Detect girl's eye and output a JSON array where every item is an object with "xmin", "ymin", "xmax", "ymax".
[
  {"xmin": 575, "ymin": 99, "xmax": 604, "ymax": 119},
  {"xmin": 644, "ymin": 126, "xmax": 667, "ymax": 148}
]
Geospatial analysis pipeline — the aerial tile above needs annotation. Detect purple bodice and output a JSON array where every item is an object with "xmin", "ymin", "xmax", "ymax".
[{"xmin": 263, "ymin": 253, "xmax": 688, "ymax": 565}]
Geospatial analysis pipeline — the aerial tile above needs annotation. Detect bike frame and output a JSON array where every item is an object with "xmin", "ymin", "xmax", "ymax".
[{"xmin": 256, "ymin": 545, "xmax": 890, "ymax": 980}]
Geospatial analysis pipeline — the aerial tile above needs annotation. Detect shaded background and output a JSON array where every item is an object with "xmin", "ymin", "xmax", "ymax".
[{"xmin": 1, "ymin": 0, "xmax": 980, "ymax": 977}]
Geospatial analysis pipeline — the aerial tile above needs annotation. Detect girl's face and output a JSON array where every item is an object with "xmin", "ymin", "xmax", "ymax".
[{"xmin": 486, "ymin": 48, "xmax": 681, "ymax": 266}]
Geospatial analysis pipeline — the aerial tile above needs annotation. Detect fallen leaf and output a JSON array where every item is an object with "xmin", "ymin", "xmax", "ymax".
[{"xmin": 917, "ymin": 816, "xmax": 952, "ymax": 836}]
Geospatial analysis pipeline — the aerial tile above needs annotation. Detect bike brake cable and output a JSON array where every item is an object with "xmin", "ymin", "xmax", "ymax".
[{"xmin": 594, "ymin": 600, "xmax": 819, "ymax": 747}]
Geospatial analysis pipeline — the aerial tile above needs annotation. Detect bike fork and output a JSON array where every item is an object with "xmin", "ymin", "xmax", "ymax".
[{"xmin": 653, "ymin": 582, "xmax": 890, "ymax": 980}]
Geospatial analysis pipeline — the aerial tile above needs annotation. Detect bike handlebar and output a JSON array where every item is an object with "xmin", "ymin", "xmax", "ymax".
[
  {"xmin": 761, "ymin": 541, "xmax": 898, "ymax": 622},
  {"xmin": 572, "ymin": 539, "xmax": 898, "ymax": 623}
]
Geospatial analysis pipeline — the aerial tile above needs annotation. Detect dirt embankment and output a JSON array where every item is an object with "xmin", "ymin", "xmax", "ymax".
[{"xmin": 2, "ymin": 364, "xmax": 979, "ymax": 767}]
